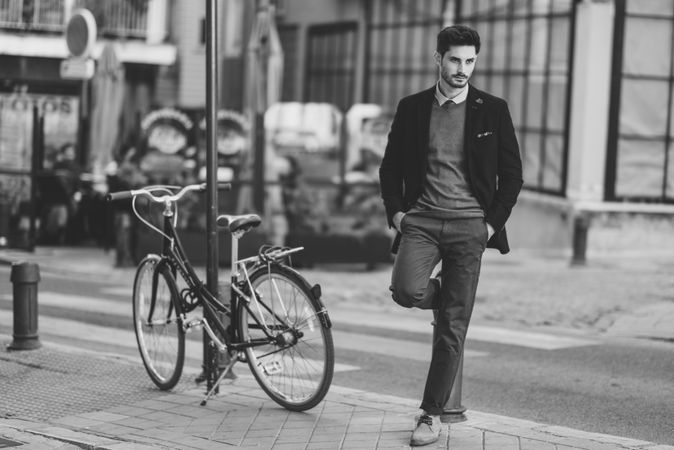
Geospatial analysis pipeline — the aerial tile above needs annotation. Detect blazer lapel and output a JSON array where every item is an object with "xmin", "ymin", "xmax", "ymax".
[
  {"xmin": 465, "ymin": 85, "xmax": 486, "ymax": 154},
  {"xmin": 417, "ymin": 86, "xmax": 435, "ymax": 176}
]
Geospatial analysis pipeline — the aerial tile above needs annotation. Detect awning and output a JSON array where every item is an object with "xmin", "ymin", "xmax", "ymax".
[{"xmin": 0, "ymin": 33, "xmax": 176, "ymax": 65}]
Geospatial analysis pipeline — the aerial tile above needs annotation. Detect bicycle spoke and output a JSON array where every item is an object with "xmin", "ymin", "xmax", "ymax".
[{"xmin": 239, "ymin": 266, "xmax": 333, "ymax": 411}]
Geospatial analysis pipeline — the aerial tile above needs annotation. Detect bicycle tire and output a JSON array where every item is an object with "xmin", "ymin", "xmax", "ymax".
[
  {"xmin": 132, "ymin": 255, "xmax": 185, "ymax": 390},
  {"xmin": 238, "ymin": 264, "xmax": 334, "ymax": 411}
]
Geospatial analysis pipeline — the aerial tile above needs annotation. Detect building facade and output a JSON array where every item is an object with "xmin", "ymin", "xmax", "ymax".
[
  {"xmin": 0, "ymin": 0, "xmax": 175, "ymax": 247},
  {"xmin": 258, "ymin": 0, "xmax": 674, "ymax": 255},
  {"xmin": 2, "ymin": 0, "xmax": 673, "ymax": 256}
]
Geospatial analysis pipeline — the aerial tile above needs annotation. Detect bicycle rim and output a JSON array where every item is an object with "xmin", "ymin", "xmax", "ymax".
[
  {"xmin": 239, "ymin": 265, "xmax": 334, "ymax": 411},
  {"xmin": 133, "ymin": 255, "xmax": 185, "ymax": 390}
]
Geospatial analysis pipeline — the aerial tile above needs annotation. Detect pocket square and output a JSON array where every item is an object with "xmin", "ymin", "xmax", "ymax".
[{"xmin": 477, "ymin": 131, "xmax": 493, "ymax": 138}]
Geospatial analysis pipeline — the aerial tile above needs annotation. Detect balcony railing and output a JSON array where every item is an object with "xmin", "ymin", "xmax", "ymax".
[
  {"xmin": 0, "ymin": 0, "xmax": 151, "ymax": 39},
  {"xmin": 74, "ymin": 0, "xmax": 148, "ymax": 39},
  {"xmin": 0, "ymin": 0, "xmax": 64, "ymax": 32}
]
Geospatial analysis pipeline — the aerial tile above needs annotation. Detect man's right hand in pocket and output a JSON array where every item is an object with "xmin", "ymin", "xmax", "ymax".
[{"xmin": 393, "ymin": 211, "xmax": 406, "ymax": 232}]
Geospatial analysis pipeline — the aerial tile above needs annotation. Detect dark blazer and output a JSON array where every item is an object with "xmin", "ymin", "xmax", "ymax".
[{"xmin": 379, "ymin": 84, "xmax": 523, "ymax": 254}]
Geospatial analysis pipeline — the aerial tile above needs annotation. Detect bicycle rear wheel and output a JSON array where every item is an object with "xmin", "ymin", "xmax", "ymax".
[
  {"xmin": 238, "ymin": 264, "xmax": 334, "ymax": 411},
  {"xmin": 133, "ymin": 255, "xmax": 185, "ymax": 390}
]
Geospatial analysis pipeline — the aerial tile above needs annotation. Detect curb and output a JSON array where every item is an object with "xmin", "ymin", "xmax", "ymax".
[{"xmin": 1, "ymin": 418, "xmax": 138, "ymax": 449}]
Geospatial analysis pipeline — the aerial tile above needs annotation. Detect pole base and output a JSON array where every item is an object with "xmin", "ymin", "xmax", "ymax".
[
  {"xmin": 7, "ymin": 337, "xmax": 41, "ymax": 351},
  {"xmin": 440, "ymin": 407, "xmax": 467, "ymax": 424}
]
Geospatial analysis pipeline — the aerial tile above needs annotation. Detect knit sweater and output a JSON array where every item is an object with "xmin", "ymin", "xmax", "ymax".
[{"xmin": 409, "ymin": 99, "xmax": 484, "ymax": 219}]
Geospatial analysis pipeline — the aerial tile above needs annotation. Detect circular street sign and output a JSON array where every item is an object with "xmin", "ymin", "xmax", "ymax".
[{"xmin": 65, "ymin": 9, "xmax": 97, "ymax": 58}]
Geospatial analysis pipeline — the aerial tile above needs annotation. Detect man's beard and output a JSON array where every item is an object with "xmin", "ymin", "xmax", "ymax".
[{"xmin": 442, "ymin": 68, "xmax": 469, "ymax": 88}]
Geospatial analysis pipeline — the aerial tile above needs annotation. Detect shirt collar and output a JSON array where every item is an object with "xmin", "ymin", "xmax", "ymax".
[{"xmin": 435, "ymin": 82, "xmax": 468, "ymax": 106}]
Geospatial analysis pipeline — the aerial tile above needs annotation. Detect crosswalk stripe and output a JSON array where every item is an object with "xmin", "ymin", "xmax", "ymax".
[
  {"xmin": 0, "ymin": 309, "xmax": 359, "ymax": 373},
  {"xmin": 99, "ymin": 286, "xmax": 132, "ymax": 297},
  {"xmin": 332, "ymin": 330, "xmax": 488, "ymax": 360},
  {"xmin": 0, "ymin": 292, "xmax": 485, "ymax": 362},
  {"xmin": 2, "ymin": 291, "xmax": 597, "ymax": 350},
  {"xmin": 468, "ymin": 325, "xmax": 597, "ymax": 350},
  {"xmin": 328, "ymin": 306, "xmax": 599, "ymax": 350},
  {"xmin": 1, "ymin": 292, "xmax": 128, "ymax": 316}
]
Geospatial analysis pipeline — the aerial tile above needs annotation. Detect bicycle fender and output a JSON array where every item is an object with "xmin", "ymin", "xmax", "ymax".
[
  {"xmin": 311, "ymin": 283, "xmax": 332, "ymax": 329},
  {"xmin": 266, "ymin": 264, "xmax": 332, "ymax": 329}
]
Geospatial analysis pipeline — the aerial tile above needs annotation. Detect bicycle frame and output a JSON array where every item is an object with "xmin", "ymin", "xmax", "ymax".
[{"xmin": 151, "ymin": 200, "xmax": 300, "ymax": 356}]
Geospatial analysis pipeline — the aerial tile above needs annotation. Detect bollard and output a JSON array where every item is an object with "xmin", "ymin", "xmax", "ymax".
[
  {"xmin": 7, "ymin": 262, "xmax": 41, "ymax": 350},
  {"xmin": 571, "ymin": 213, "xmax": 590, "ymax": 266}
]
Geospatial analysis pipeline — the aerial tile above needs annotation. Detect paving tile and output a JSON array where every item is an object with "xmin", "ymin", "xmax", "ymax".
[
  {"xmin": 239, "ymin": 440, "xmax": 276, "ymax": 448},
  {"xmin": 375, "ymin": 440, "xmax": 411, "ymax": 449},
  {"xmin": 309, "ymin": 432, "xmax": 347, "ymax": 442},
  {"xmin": 132, "ymin": 399, "xmax": 178, "ymax": 411},
  {"xmin": 306, "ymin": 443, "xmax": 343, "ymax": 450},
  {"xmin": 284, "ymin": 421, "xmax": 318, "ymax": 429},
  {"xmin": 77, "ymin": 411, "xmax": 128, "ymax": 422},
  {"xmin": 102, "ymin": 406, "xmax": 156, "ymax": 417},
  {"xmin": 447, "ymin": 426, "xmax": 484, "ymax": 449},
  {"xmin": 343, "ymin": 434, "xmax": 379, "ymax": 445},
  {"xmin": 348, "ymin": 425, "xmax": 384, "ymax": 434},
  {"xmin": 273, "ymin": 444, "xmax": 311, "ymax": 450},
  {"xmin": 49, "ymin": 416, "xmax": 104, "ymax": 428},
  {"xmin": 380, "ymin": 422, "xmax": 410, "ymax": 432},
  {"xmin": 243, "ymin": 428, "xmax": 279, "ymax": 438},
  {"xmin": 276, "ymin": 431, "xmax": 314, "ymax": 440},
  {"xmin": 484, "ymin": 431, "xmax": 519, "ymax": 449},
  {"xmin": 520, "ymin": 438, "xmax": 556, "ymax": 450},
  {"xmin": 104, "ymin": 443, "xmax": 157, "ymax": 449},
  {"xmin": 341, "ymin": 443, "xmax": 377, "ymax": 450},
  {"xmin": 110, "ymin": 417, "xmax": 162, "ymax": 430}
]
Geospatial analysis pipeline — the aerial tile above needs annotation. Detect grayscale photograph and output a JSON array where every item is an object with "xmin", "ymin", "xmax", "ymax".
[{"xmin": 0, "ymin": 0, "xmax": 672, "ymax": 449}]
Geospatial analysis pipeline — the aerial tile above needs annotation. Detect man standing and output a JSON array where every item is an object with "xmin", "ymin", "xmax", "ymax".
[{"xmin": 379, "ymin": 25, "xmax": 522, "ymax": 446}]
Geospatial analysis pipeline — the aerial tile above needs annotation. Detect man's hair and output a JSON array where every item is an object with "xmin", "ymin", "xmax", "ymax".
[{"xmin": 436, "ymin": 25, "xmax": 481, "ymax": 55}]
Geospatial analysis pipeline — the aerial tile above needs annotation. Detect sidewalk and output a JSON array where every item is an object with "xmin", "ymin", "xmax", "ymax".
[
  {"xmin": 1, "ymin": 340, "xmax": 671, "ymax": 450},
  {"xmin": 1, "ymin": 245, "xmax": 673, "ymax": 449}
]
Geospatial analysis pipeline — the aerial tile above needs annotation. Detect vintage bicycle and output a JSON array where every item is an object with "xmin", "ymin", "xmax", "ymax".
[{"xmin": 107, "ymin": 183, "xmax": 334, "ymax": 411}]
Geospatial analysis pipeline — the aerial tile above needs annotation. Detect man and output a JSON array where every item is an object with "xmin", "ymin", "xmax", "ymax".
[{"xmin": 378, "ymin": 25, "xmax": 522, "ymax": 446}]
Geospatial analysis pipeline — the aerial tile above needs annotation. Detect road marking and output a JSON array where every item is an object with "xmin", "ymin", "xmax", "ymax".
[
  {"xmin": 329, "ymin": 306, "xmax": 598, "ymax": 350},
  {"xmin": 2, "ymin": 292, "xmax": 598, "ymax": 350},
  {"xmin": 332, "ymin": 330, "xmax": 488, "ymax": 360},
  {"xmin": 99, "ymin": 287, "xmax": 132, "ymax": 297},
  {"xmin": 468, "ymin": 325, "xmax": 597, "ymax": 350},
  {"xmin": 1, "ymin": 292, "xmax": 127, "ymax": 316},
  {"xmin": 0, "ymin": 310, "xmax": 359, "ymax": 373}
]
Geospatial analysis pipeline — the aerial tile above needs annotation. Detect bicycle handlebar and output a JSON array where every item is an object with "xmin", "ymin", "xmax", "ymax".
[{"xmin": 106, "ymin": 182, "xmax": 231, "ymax": 203}]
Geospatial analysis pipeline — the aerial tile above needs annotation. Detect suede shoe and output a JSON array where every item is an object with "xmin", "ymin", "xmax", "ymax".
[{"xmin": 410, "ymin": 413, "xmax": 442, "ymax": 446}]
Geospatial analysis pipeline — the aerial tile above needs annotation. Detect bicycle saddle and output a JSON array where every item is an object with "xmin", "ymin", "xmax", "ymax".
[{"xmin": 217, "ymin": 214, "xmax": 262, "ymax": 234}]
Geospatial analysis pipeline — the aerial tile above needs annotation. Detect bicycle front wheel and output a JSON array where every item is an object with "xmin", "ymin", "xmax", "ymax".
[
  {"xmin": 133, "ymin": 255, "xmax": 185, "ymax": 390},
  {"xmin": 238, "ymin": 264, "xmax": 334, "ymax": 411}
]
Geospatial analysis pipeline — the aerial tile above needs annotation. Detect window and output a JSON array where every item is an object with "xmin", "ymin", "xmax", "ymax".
[
  {"xmin": 364, "ymin": 0, "xmax": 445, "ymax": 112},
  {"xmin": 305, "ymin": 22, "xmax": 358, "ymax": 112},
  {"xmin": 607, "ymin": 0, "xmax": 674, "ymax": 202},
  {"xmin": 460, "ymin": 0, "xmax": 575, "ymax": 196}
]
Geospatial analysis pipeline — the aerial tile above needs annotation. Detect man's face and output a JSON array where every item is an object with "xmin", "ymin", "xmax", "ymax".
[{"xmin": 435, "ymin": 45, "xmax": 477, "ymax": 89}]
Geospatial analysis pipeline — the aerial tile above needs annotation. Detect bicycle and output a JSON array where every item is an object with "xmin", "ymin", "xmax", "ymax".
[{"xmin": 107, "ymin": 182, "xmax": 334, "ymax": 411}]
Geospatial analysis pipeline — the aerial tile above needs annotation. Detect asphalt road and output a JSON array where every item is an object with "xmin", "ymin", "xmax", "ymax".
[{"xmin": 1, "ymin": 266, "xmax": 673, "ymax": 446}]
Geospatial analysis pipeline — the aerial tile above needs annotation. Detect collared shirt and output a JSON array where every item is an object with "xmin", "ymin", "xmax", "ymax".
[{"xmin": 435, "ymin": 82, "xmax": 468, "ymax": 106}]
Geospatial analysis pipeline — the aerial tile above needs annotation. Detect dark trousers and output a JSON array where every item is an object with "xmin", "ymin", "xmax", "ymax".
[{"xmin": 390, "ymin": 215, "xmax": 487, "ymax": 415}]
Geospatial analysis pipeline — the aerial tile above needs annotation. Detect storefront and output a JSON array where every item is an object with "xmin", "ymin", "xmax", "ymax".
[{"xmin": 0, "ymin": 55, "xmax": 82, "ymax": 248}]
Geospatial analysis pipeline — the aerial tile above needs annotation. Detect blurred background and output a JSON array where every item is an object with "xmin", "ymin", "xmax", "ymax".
[{"xmin": 0, "ymin": 0, "xmax": 672, "ymax": 266}]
